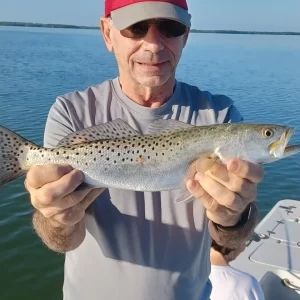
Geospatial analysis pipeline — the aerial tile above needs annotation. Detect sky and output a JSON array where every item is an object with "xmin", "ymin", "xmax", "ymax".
[{"xmin": 0, "ymin": 0, "xmax": 300, "ymax": 31}]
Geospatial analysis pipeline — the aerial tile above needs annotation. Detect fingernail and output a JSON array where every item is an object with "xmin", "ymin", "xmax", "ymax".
[
  {"xmin": 195, "ymin": 172, "xmax": 205, "ymax": 182},
  {"xmin": 228, "ymin": 160, "xmax": 238, "ymax": 172},
  {"xmin": 75, "ymin": 170, "xmax": 84, "ymax": 183},
  {"xmin": 188, "ymin": 179, "xmax": 197, "ymax": 190}
]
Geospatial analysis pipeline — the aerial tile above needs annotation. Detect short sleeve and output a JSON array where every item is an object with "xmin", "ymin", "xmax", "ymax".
[
  {"xmin": 43, "ymin": 98, "xmax": 74, "ymax": 148},
  {"xmin": 224, "ymin": 104, "xmax": 244, "ymax": 123}
]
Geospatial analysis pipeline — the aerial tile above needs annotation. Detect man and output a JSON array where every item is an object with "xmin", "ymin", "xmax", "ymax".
[
  {"xmin": 209, "ymin": 240, "xmax": 265, "ymax": 300},
  {"xmin": 25, "ymin": 0, "xmax": 264, "ymax": 299}
]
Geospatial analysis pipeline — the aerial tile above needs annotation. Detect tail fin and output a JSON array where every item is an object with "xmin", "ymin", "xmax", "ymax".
[{"xmin": 0, "ymin": 125, "xmax": 36, "ymax": 186}]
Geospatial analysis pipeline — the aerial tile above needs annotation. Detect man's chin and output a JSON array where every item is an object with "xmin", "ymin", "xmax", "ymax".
[{"xmin": 135, "ymin": 75, "xmax": 172, "ymax": 88}]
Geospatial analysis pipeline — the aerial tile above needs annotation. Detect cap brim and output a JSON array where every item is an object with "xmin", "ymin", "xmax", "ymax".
[{"xmin": 110, "ymin": 2, "xmax": 191, "ymax": 30}]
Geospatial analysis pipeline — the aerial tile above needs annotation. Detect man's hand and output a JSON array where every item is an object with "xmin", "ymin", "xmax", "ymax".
[
  {"xmin": 24, "ymin": 164, "xmax": 104, "ymax": 253},
  {"xmin": 186, "ymin": 158, "xmax": 264, "ymax": 227},
  {"xmin": 25, "ymin": 164, "xmax": 104, "ymax": 228}
]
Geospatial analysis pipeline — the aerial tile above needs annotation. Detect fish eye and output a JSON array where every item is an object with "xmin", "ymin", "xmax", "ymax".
[{"xmin": 262, "ymin": 128, "xmax": 274, "ymax": 138}]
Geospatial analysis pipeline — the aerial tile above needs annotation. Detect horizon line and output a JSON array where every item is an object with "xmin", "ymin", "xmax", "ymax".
[{"xmin": 1, "ymin": 21, "xmax": 300, "ymax": 36}]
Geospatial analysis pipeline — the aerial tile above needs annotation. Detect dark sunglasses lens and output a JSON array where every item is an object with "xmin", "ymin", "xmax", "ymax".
[
  {"xmin": 120, "ymin": 20, "xmax": 187, "ymax": 39},
  {"xmin": 159, "ymin": 20, "xmax": 186, "ymax": 38},
  {"xmin": 121, "ymin": 21, "xmax": 149, "ymax": 38}
]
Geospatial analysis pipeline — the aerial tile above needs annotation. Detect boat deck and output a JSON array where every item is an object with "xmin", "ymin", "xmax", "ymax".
[{"xmin": 231, "ymin": 199, "xmax": 300, "ymax": 299}]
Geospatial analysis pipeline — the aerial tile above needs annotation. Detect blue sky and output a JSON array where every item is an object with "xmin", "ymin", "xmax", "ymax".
[{"xmin": 0, "ymin": 0, "xmax": 300, "ymax": 31}]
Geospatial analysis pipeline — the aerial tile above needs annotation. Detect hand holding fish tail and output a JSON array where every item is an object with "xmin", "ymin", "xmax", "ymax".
[
  {"xmin": 24, "ymin": 164, "xmax": 104, "ymax": 253},
  {"xmin": 187, "ymin": 157, "xmax": 264, "ymax": 247}
]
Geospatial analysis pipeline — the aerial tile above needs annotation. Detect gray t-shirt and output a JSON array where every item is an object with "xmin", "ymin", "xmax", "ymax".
[{"xmin": 44, "ymin": 78, "xmax": 243, "ymax": 300}]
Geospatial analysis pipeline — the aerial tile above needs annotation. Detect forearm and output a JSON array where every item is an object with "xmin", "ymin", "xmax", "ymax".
[
  {"xmin": 32, "ymin": 209, "xmax": 86, "ymax": 253},
  {"xmin": 208, "ymin": 202, "xmax": 259, "ymax": 250}
]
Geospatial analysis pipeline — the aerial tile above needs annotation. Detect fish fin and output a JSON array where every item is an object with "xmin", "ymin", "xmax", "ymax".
[
  {"xmin": 193, "ymin": 154, "xmax": 221, "ymax": 173},
  {"xmin": 0, "ymin": 126, "xmax": 36, "ymax": 186},
  {"xmin": 57, "ymin": 119, "xmax": 141, "ymax": 147},
  {"xmin": 147, "ymin": 119, "xmax": 194, "ymax": 135},
  {"xmin": 174, "ymin": 160, "xmax": 198, "ymax": 203},
  {"xmin": 174, "ymin": 188, "xmax": 195, "ymax": 203},
  {"xmin": 75, "ymin": 182, "xmax": 95, "ymax": 191}
]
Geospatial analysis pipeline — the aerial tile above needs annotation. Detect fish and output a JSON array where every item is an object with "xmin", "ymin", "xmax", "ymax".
[{"xmin": 0, "ymin": 119, "xmax": 299, "ymax": 202}]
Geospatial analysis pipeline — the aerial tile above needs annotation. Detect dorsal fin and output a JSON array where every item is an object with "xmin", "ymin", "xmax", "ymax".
[
  {"xmin": 147, "ymin": 119, "xmax": 194, "ymax": 135},
  {"xmin": 57, "ymin": 119, "xmax": 140, "ymax": 147}
]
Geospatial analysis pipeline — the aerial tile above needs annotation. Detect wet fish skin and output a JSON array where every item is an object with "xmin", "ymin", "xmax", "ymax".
[{"xmin": 0, "ymin": 119, "xmax": 298, "ymax": 192}]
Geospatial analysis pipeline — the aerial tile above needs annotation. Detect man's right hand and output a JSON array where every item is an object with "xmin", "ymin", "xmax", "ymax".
[{"xmin": 25, "ymin": 164, "xmax": 104, "ymax": 228}]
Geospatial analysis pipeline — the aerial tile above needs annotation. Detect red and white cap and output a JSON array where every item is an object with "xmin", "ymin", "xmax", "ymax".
[{"xmin": 105, "ymin": 0, "xmax": 191, "ymax": 30}]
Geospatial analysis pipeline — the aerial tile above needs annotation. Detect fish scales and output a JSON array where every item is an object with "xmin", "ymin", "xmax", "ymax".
[{"xmin": 25, "ymin": 131, "xmax": 198, "ymax": 191}]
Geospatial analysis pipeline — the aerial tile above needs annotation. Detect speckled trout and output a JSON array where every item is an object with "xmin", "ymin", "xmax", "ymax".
[{"xmin": 0, "ymin": 119, "xmax": 299, "ymax": 197}]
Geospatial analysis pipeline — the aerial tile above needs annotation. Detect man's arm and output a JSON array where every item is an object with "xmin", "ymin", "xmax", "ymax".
[
  {"xmin": 32, "ymin": 209, "xmax": 85, "ymax": 253},
  {"xmin": 26, "ymin": 164, "xmax": 104, "ymax": 253},
  {"xmin": 26, "ymin": 99, "xmax": 103, "ymax": 253}
]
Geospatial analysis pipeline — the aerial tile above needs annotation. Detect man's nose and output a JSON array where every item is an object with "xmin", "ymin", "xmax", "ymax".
[{"xmin": 142, "ymin": 24, "xmax": 164, "ymax": 53}]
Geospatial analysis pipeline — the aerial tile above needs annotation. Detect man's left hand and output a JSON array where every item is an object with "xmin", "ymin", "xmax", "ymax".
[{"xmin": 186, "ymin": 158, "xmax": 264, "ymax": 227}]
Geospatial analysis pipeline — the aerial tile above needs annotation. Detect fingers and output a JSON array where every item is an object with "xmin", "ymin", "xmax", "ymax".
[
  {"xmin": 193, "ymin": 157, "xmax": 264, "ymax": 185},
  {"xmin": 25, "ymin": 164, "xmax": 105, "ymax": 228},
  {"xmin": 25, "ymin": 164, "xmax": 74, "ymax": 189},
  {"xmin": 187, "ymin": 174, "xmax": 244, "ymax": 213},
  {"xmin": 203, "ymin": 166, "xmax": 257, "ymax": 203},
  {"xmin": 30, "ymin": 170, "xmax": 85, "ymax": 209},
  {"xmin": 187, "ymin": 157, "xmax": 264, "ymax": 227},
  {"xmin": 187, "ymin": 178, "xmax": 242, "ymax": 225},
  {"xmin": 227, "ymin": 158, "xmax": 264, "ymax": 184},
  {"xmin": 49, "ymin": 188, "xmax": 105, "ymax": 226},
  {"xmin": 194, "ymin": 158, "xmax": 261, "ymax": 202}
]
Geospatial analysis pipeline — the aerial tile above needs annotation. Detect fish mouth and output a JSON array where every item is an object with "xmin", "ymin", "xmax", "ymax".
[
  {"xmin": 268, "ymin": 127, "xmax": 295, "ymax": 158},
  {"xmin": 282, "ymin": 144, "xmax": 300, "ymax": 158}
]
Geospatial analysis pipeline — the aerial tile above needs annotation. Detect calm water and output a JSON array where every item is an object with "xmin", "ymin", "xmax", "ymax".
[{"xmin": 0, "ymin": 26, "xmax": 300, "ymax": 299}]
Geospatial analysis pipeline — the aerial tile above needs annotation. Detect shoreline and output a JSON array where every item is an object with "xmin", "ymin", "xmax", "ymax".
[{"xmin": 1, "ymin": 21, "xmax": 299, "ymax": 36}]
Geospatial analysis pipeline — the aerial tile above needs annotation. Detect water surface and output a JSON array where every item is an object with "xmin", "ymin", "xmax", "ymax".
[{"xmin": 0, "ymin": 26, "xmax": 300, "ymax": 299}]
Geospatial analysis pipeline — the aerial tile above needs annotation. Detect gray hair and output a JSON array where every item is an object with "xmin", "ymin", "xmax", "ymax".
[{"xmin": 108, "ymin": 17, "xmax": 114, "ymax": 27}]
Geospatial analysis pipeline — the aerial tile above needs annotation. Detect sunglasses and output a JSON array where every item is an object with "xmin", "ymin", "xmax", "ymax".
[{"xmin": 119, "ymin": 19, "xmax": 187, "ymax": 39}]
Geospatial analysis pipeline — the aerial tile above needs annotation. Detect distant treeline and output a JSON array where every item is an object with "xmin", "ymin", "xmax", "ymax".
[
  {"xmin": 0, "ymin": 21, "xmax": 97, "ymax": 30},
  {"xmin": 191, "ymin": 29, "xmax": 300, "ymax": 36},
  {"xmin": 1, "ymin": 21, "xmax": 300, "ymax": 36}
]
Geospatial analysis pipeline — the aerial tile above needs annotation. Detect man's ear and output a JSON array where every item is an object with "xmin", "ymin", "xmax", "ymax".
[{"xmin": 100, "ymin": 17, "xmax": 113, "ymax": 52}]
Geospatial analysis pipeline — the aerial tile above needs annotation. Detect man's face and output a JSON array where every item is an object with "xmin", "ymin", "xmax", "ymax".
[{"xmin": 101, "ymin": 18, "xmax": 190, "ymax": 88}]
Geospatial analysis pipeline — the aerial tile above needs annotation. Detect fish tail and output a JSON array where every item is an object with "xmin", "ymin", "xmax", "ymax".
[{"xmin": 0, "ymin": 125, "xmax": 37, "ymax": 186}]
